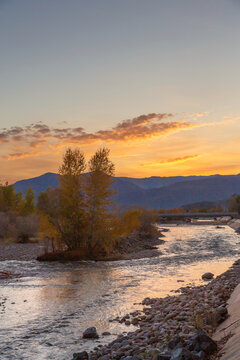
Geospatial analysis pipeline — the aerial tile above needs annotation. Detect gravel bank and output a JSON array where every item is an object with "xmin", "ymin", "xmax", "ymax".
[
  {"xmin": 74, "ymin": 259, "xmax": 240, "ymax": 360},
  {"xmin": 0, "ymin": 242, "xmax": 45, "ymax": 261}
]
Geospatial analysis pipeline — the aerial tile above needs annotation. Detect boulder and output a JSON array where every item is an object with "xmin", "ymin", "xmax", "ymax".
[
  {"xmin": 201, "ymin": 273, "xmax": 214, "ymax": 280},
  {"xmin": 82, "ymin": 327, "xmax": 99, "ymax": 339},
  {"xmin": 191, "ymin": 330, "xmax": 217, "ymax": 355}
]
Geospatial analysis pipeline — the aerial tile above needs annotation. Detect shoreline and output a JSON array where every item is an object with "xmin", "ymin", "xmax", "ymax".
[
  {"xmin": 79, "ymin": 259, "xmax": 240, "ymax": 360},
  {"xmin": 36, "ymin": 232, "xmax": 166, "ymax": 262},
  {"xmin": 0, "ymin": 222, "xmax": 235, "ymax": 264}
]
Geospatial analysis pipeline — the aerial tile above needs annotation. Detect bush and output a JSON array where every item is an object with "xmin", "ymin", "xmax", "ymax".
[
  {"xmin": 0, "ymin": 212, "xmax": 39, "ymax": 242},
  {"xmin": 138, "ymin": 210, "xmax": 158, "ymax": 236},
  {"xmin": 16, "ymin": 215, "xmax": 39, "ymax": 243}
]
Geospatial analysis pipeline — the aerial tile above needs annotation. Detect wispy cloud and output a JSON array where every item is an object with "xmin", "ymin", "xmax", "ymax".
[
  {"xmin": 0, "ymin": 113, "xmax": 200, "ymax": 161},
  {"xmin": 2, "ymin": 151, "xmax": 44, "ymax": 160},
  {"xmin": 140, "ymin": 154, "xmax": 200, "ymax": 167}
]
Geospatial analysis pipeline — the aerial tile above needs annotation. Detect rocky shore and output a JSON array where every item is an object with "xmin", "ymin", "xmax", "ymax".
[
  {"xmin": 74, "ymin": 259, "xmax": 240, "ymax": 360},
  {"xmin": 36, "ymin": 231, "xmax": 165, "ymax": 262},
  {"xmin": 108, "ymin": 231, "xmax": 165, "ymax": 260},
  {"xmin": 0, "ymin": 230, "xmax": 165, "ymax": 265}
]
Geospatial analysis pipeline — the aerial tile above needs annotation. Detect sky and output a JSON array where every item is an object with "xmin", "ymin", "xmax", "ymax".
[{"xmin": 0, "ymin": 0, "xmax": 240, "ymax": 182}]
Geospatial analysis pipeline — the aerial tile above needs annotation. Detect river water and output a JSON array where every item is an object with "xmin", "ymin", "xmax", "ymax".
[{"xmin": 0, "ymin": 225, "xmax": 240, "ymax": 360}]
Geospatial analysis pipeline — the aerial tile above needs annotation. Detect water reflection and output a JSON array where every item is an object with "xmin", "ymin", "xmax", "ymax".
[{"xmin": 0, "ymin": 225, "xmax": 240, "ymax": 359}]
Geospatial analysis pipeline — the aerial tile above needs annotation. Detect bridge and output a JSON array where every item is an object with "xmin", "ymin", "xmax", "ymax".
[{"xmin": 158, "ymin": 212, "xmax": 239, "ymax": 219}]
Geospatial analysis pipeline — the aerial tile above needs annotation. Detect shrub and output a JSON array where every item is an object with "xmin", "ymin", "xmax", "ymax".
[{"xmin": 0, "ymin": 212, "xmax": 39, "ymax": 242}]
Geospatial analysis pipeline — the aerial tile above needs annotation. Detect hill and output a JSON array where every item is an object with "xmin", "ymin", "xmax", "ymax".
[{"xmin": 13, "ymin": 173, "xmax": 240, "ymax": 210}]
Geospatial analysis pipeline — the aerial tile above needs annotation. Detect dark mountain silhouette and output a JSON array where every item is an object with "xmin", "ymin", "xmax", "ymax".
[
  {"xmin": 117, "ymin": 175, "xmax": 209, "ymax": 189},
  {"xmin": 13, "ymin": 172, "xmax": 240, "ymax": 209},
  {"xmin": 14, "ymin": 172, "xmax": 59, "ymax": 196},
  {"xmin": 182, "ymin": 199, "xmax": 228, "ymax": 211}
]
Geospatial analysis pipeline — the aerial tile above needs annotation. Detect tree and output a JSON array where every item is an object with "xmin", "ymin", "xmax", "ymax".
[
  {"xmin": 0, "ymin": 182, "xmax": 23, "ymax": 212},
  {"xmin": 85, "ymin": 148, "xmax": 115, "ymax": 253},
  {"xmin": 37, "ymin": 187, "xmax": 62, "ymax": 241},
  {"xmin": 228, "ymin": 194, "xmax": 240, "ymax": 213},
  {"xmin": 37, "ymin": 148, "xmax": 88, "ymax": 251},
  {"xmin": 122, "ymin": 208, "xmax": 141, "ymax": 234},
  {"xmin": 37, "ymin": 147, "xmax": 119, "ymax": 256},
  {"xmin": 20, "ymin": 187, "xmax": 35, "ymax": 215},
  {"xmin": 58, "ymin": 148, "xmax": 87, "ymax": 250}
]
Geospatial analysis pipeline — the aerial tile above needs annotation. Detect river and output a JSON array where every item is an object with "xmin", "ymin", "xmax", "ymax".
[{"xmin": 0, "ymin": 225, "xmax": 240, "ymax": 360}]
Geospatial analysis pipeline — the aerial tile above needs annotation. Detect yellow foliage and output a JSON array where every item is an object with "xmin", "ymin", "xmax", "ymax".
[
  {"xmin": 122, "ymin": 208, "xmax": 141, "ymax": 234},
  {"xmin": 38, "ymin": 214, "xmax": 58, "ymax": 239}
]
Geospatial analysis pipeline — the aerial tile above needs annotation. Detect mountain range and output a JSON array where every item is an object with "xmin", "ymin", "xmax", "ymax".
[{"xmin": 13, "ymin": 172, "xmax": 240, "ymax": 210}]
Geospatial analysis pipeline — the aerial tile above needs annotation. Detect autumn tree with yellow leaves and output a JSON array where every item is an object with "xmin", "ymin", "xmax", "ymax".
[
  {"xmin": 85, "ymin": 148, "xmax": 115, "ymax": 253},
  {"xmin": 37, "ymin": 147, "xmax": 119, "ymax": 255}
]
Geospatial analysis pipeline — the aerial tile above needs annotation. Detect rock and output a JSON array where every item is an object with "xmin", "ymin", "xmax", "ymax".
[
  {"xmin": 216, "ymin": 305, "xmax": 227, "ymax": 315},
  {"xmin": 82, "ymin": 327, "xmax": 99, "ymax": 339},
  {"xmin": 157, "ymin": 353, "xmax": 172, "ymax": 359},
  {"xmin": 168, "ymin": 336, "xmax": 182, "ymax": 350},
  {"xmin": 215, "ymin": 306, "xmax": 228, "ymax": 324},
  {"xmin": 196, "ymin": 351, "xmax": 206, "ymax": 360},
  {"xmin": 99, "ymin": 355, "xmax": 111, "ymax": 360},
  {"xmin": 165, "ymin": 312, "xmax": 176, "ymax": 321},
  {"xmin": 102, "ymin": 331, "xmax": 111, "ymax": 336},
  {"xmin": 131, "ymin": 318, "xmax": 139, "ymax": 325},
  {"xmin": 191, "ymin": 330, "xmax": 217, "ymax": 355},
  {"xmin": 170, "ymin": 347, "xmax": 197, "ymax": 360},
  {"xmin": 72, "ymin": 351, "xmax": 89, "ymax": 360},
  {"xmin": 201, "ymin": 273, "xmax": 214, "ymax": 280}
]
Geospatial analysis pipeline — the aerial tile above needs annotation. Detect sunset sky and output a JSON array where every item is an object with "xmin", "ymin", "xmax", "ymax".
[{"xmin": 1, "ymin": 0, "xmax": 240, "ymax": 183}]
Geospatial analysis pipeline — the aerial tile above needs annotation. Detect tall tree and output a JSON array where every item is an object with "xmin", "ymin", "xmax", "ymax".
[
  {"xmin": 0, "ymin": 182, "xmax": 22, "ymax": 212},
  {"xmin": 21, "ymin": 187, "xmax": 35, "ymax": 215},
  {"xmin": 86, "ymin": 147, "xmax": 115, "ymax": 252},
  {"xmin": 58, "ymin": 148, "xmax": 87, "ymax": 250}
]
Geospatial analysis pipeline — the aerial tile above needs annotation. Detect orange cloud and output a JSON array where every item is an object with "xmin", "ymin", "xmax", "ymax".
[
  {"xmin": 140, "ymin": 155, "xmax": 200, "ymax": 167},
  {"xmin": 2, "ymin": 151, "xmax": 44, "ymax": 160},
  {"xmin": 0, "ymin": 113, "xmax": 198, "ymax": 157},
  {"xmin": 2, "ymin": 111, "xmax": 237, "ymax": 182}
]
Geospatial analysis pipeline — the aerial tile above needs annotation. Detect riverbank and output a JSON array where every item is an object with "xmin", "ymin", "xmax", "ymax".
[
  {"xmin": 0, "ymin": 241, "xmax": 45, "ymax": 261},
  {"xmin": 0, "ymin": 231, "xmax": 165, "ymax": 266},
  {"xmin": 1, "ymin": 224, "xmax": 239, "ymax": 359},
  {"xmin": 75, "ymin": 259, "xmax": 240, "ymax": 360},
  {"xmin": 228, "ymin": 219, "xmax": 240, "ymax": 234},
  {"xmin": 36, "ymin": 232, "xmax": 165, "ymax": 262}
]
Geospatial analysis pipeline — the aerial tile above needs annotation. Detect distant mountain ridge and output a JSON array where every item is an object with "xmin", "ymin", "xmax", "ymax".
[{"xmin": 13, "ymin": 172, "xmax": 240, "ymax": 210}]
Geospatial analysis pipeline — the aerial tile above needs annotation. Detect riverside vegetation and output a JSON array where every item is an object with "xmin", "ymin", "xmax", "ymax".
[
  {"xmin": 1, "ymin": 146, "xmax": 240, "ymax": 264},
  {"xmin": 36, "ymin": 147, "xmax": 162, "ymax": 261},
  {"xmin": 0, "ymin": 147, "xmax": 162, "ymax": 264}
]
